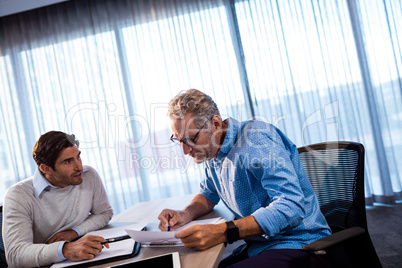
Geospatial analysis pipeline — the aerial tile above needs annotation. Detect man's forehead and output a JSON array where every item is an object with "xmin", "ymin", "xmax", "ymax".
[
  {"xmin": 57, "ymin": 145, "xmax": 80, "ymax": 161},
  {"xmin": 171, "ymin": 114, "xmax": 201, "ymax": 136}
]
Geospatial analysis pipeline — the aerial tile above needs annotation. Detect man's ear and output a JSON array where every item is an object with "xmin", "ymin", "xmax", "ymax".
[
  {"xmin": 39, "ymin": 164, "xmax": 53, "ymax": 175},
  {"xmin": 211, "ymin": 115, "xmax": 222, "ymax": 131}
]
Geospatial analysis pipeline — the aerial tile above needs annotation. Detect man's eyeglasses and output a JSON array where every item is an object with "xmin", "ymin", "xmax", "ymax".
[{"xmin": 170, "ymin": 118, "xmax": 210, "ymax": 147}]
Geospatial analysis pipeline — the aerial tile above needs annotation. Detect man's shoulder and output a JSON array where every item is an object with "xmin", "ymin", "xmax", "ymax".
[
  {"xmin": 228, "ymin": 118, "xmax": 272, "ymax": 132},
  {"xmin": 5, "ymin": 177, "xmax": 34, "ymax": 198},
  {"xmin": 241, "ymin": 119, "xmax": 274, "ymax": 131},
  {"xmin": 239, "ymin": 119, "xmax": 279, "ymax": 141},
  {"xmin": 82, "ymin": 165, "xmax": 102, "ymax": 183},
  {"xmin": 83, "ymin": 165, "xmax": 97, "ymax": 174}
]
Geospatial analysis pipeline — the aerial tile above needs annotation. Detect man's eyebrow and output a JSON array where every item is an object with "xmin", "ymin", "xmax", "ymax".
[
  {"xmin": 175, "ymin": 129, "xmax": 198, "ymax": 140},
  {"xmin": 62, "ymin": 157, "xmax": 73, "ymax": 163},
  {"xmin": 173, "ymin": 133, "xmax": 183, "ymax": 139},
  {"xmin": 61, "ymin": 151, "xmax": 81, "ymax": 162}
]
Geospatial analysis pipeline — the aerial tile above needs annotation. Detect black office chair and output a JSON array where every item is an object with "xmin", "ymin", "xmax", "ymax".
[
  {"xmin": 0, "ymin": 205, "xmax": 7, "ymax": 267},
  {"xmin": 298, "ymin": 142, "xmax": 382, "ymax": 268}
]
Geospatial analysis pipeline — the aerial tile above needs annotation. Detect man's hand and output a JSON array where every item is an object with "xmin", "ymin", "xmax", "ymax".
[
  {"xmin": 46, "ymin": 229, "xmax": 79, "ymax": 244},
  {"xmin": 175, "ymin": 223, "xmax": 227, "ymax": 251},
  {"xmin": 158, "ymin": 194, "xmax": 216, "ymax": 231},
  {"xmin": 62, "ymin": 235, "xmax": 109, "ymax": 261},
  {"xmin": 158, "ymin": 209, "xmax": 191, "ymax": 231}
]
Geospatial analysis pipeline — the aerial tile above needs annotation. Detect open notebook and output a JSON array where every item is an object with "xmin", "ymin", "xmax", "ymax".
[{"xmin": 50, "ymin": 223, "xmax": 145, "ymax": 268}]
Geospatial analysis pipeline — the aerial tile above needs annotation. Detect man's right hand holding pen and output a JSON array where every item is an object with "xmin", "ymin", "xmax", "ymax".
[
  {"xmin": 157, "ymin": 209, "xmax": 190, "ymax": 231},
  {"xmin": 158, "ymin": 194, "xmax": 227, "ymax": 251},
  {"xmin": 62, "ymin": 235, "xmax": 109, "ymax": 261},
  {"xmin": 157, "ymin": 207, "xmax": 228, "ymax": 251},
  {"xmin": 158, "ymin": 194, "xmax": 216, "ymax": 232}
]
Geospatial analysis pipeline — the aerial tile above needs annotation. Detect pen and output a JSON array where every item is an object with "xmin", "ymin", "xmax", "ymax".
[
  {"xmin": 101, "ymin": 235, "xmax": 130, "ymax": 245},
  {"xmin": 167, "ymin": 225, "xmax": 171, "ymax": 232},
  {"xmin": 101, "ymin": 226, "xmax": 147, "ymax": 245}
]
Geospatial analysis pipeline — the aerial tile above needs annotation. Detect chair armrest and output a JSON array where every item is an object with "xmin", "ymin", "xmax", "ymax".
[{"xmin": 301, "ymin": 227, "xmax": 365, "ymax": 251}]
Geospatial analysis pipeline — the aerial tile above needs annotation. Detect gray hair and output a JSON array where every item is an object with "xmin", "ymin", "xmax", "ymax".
[{"xmin": 168, "ymin": 89, "xmax": 220, "ymax": 127}]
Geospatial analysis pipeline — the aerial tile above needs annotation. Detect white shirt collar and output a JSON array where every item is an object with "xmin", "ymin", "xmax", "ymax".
[{"xmin": 33, "ymin": 167, "xmax": 88, "ymax": 198}]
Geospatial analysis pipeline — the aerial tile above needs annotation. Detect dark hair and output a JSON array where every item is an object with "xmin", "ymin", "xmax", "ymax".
[{"xmin": 32, "ymin": 131, "xmax": 79, "ymax": 170}]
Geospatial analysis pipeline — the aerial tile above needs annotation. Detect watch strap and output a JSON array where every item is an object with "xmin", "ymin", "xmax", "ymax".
[{"xmin": 225, "ymin": 221, "xmax": 239, "ymax": 244}]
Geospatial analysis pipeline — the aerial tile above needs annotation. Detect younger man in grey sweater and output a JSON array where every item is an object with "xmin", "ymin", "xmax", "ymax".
[{"xmin": 3, "ymin": 131, "xmax": 114, "ymax": 267}]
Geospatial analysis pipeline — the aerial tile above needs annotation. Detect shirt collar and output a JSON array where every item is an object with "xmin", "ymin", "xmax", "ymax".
[
  {"xmin": 33, "ymin": 167, "xmax": 88, "ymax": 198},
  {"xmin": 217, "ymin": 117, "xmax": 240, "ymax": 159}
]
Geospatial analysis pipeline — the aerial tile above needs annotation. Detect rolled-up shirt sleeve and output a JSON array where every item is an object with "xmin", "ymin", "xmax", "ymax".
[
  {"xmin": 199, "ymin": 163, "xmax": 221, "ymax": 205},
  {"xmin": 250, "ymin": 141, "xmax": 306, "ymax": 237}
]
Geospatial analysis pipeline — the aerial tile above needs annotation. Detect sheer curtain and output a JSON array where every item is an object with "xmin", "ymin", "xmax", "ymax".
[
  {"xmin": 0, "ymin": 0, "xmax": 400, "ymax": 214},
  {"xmin": 0, "ymin": 0, "xmax": 250, "ymax": 214},
  {"xmin": 233, "ymin": 0, "xmax": 402, "ymax": 205}
]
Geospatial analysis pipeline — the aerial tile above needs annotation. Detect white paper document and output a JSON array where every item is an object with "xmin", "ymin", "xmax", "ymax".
[
  {"xmin": 125, "ymin": 217, "xmax": 226, "ymax": 245},
  {"xmin": 87, "ymin": 222, "xmax": 146, "ymax": 239},
  {"xmin": 126, "ymin": 228, "xmax": 180, "ymax": 244}
]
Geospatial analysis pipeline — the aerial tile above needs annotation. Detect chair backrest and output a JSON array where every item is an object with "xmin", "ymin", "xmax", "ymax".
[
  {"xmin": 298, "ymin": 142, "xmax": 382, "ymax": 267},
  {"xmin": 297, "ymin": 142, "xmax": 367, "ymax": 233},
  {"xmin": 0, "ymin": 205, "xmax": 7, "ymax": 266}
]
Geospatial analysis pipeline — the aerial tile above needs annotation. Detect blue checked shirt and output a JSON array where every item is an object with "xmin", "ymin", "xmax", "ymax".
[{"xmin": 199, "ymin": 118, "xmax": 331, "ymax": 257}]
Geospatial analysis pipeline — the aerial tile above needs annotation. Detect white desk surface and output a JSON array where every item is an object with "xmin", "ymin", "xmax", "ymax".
[{"xmin": 94, "ymin": 194, "xmax": 234, "ymax": 268}]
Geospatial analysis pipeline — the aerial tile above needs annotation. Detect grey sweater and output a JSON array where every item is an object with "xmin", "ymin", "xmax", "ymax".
[{"xmin": 3, "ymin": 165, "xmax": 114, "ymax": 267}]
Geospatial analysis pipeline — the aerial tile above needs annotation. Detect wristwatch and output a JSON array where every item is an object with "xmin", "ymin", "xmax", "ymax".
[{"xmin": 225, "ymin": 221, "xmax": 239, "ymax": 244}]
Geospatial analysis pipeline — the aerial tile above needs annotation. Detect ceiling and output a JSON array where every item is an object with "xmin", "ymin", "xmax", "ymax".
[{"xmin": 0, "ymin": 0, "xmax": 69, "ymax": 17}]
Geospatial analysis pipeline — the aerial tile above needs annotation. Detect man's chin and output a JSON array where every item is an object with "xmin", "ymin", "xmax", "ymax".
[
  {"xmin": 192, "ymin": 155, "xmax": 207, "ymax": 164},
  {"xmin": 71, "ymin": 176, "xmax": 83, "ymax": 185}
]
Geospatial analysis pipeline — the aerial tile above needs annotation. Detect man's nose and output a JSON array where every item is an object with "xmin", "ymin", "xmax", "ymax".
[
  {"xmin": 74, "ymin": 159, "xmax": 83, "ymax": 170},
  {"xmin": 181, "ymin": 142, "xmax": 193, "ymax": 155}
]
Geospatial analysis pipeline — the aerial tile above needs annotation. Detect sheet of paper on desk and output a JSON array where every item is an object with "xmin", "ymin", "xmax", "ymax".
[
  {"xmin": 86, "ymin": 222, "xmax": 145, "ymax": 239},
  {"xmin": 50, "ymin": 239, "xmax": 135, "ymax": 268},
  {"xmin": 175, "ymin": 217, "xmax": 226, "ymax": 231},
  {"xmin": 125, "ymin": 217, "xmax": 226, "ymax": 244},
  {"xmin": 125, "ymin": 228, "xmax": 180, "ymax": 243}
]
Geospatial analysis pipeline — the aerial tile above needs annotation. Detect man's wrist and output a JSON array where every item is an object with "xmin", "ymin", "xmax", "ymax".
[
  {"xmin": 57, "ymin": 241, "xmax": 68, "ymax": 260},
  {"xmin": 71, "ymin": 227, "xmax": 81, "ymax": 237},
  {"xmin": 182, "ymin": 209, "xmax": 195, "ymax": 224},
  {"xmin": 225, "ymin": 221, "xmax": 240, "ymax": 244}
]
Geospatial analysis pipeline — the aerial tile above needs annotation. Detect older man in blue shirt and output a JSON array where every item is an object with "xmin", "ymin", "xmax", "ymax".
[{"xmin": 158, "ymin": 89, "xmax": 331, "ymax": 268}]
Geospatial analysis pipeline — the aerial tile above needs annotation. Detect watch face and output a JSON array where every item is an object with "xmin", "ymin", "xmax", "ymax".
[{"xmin": 226, "ymin": 221, "xmax": 239, "ymax": 243}]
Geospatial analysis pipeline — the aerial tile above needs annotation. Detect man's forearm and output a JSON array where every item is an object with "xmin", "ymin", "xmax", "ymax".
[
  {"xmin": 233, "ymin": 215, "xmax": 265, "ymax": 239},
  {"xmin": 183, "ymin": 196, "xmax": 264, "ymax": 242},
  {"xmin": 174, "ymin": 214, "xmax": 265, "ymax": 251},
  {"xmin": 74, "ymin": 211, "xmax": 113, "ymax": 235},
  {"xmin": 183, "ymin": 194, "xmax": 215, "ymax": 221}
]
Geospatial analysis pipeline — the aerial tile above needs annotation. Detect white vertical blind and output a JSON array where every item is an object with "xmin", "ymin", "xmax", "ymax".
[
  {"xmin": 234, "ymin": 0, "xmax": 402, "ymax": 204},
  {"xmin": 0, "ymin": 0, "xmax": 250, "ymax": 214},
  {"xmin": 0, "ymin": 0, "xmax": 401, "ymax": 213}
]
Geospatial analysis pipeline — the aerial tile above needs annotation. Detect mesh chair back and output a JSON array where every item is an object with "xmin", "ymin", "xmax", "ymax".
[{"xmin": 298, "ymin": 142, "xmax": 367, "ymax": 232}]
